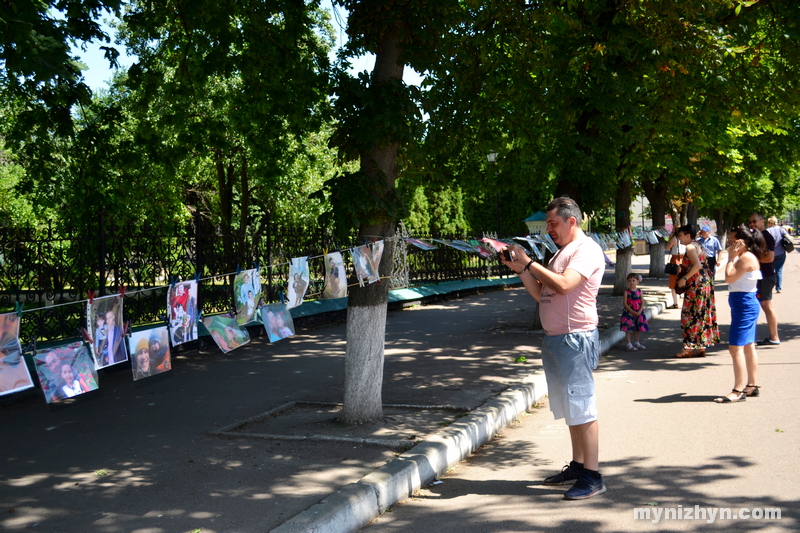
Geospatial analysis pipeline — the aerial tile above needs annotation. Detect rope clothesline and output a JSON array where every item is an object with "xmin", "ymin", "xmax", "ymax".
[{"xmin": 13, "ymin": 236, "xmax": 401, "ymax": 315}]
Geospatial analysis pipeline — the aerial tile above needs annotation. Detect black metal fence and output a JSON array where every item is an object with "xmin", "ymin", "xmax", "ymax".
[{"xmin": 0, "ymin": 221, "xmax": 508, "ymax": 344}]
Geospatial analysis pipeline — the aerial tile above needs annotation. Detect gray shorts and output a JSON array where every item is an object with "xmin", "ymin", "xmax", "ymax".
[{"xmin": 541, "ymin": 329, "xmax": 600, "ymax": 426}]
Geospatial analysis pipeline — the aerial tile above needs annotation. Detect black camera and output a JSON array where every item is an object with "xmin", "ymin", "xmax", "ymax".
[{"xmin": 501, "ymin": 249, "xmax": 514, "ymax": 261}]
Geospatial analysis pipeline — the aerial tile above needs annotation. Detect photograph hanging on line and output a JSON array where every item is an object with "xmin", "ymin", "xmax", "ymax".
[
  {"xmin": 202, "ymin": 315, "xmax": 250, "ymax": 353},
  {"xmin": 168, "ymin": 280, "xmax": 198, "ymax": 347},
  {"xmin": 0, "ymin": 312, "xmax": 34, "ymax": 397},
  {"xmin": 351, "ymin": 244, "xmax": 379, "ymax": 286},
  {"xmin": 286, "ymin": 257, "xmax": 310, "ymax": 309},
  {"xmin": 371, "ymin": 240, "xmax": 385, "ymax": 269},
  {"xmin": 234, "ymin": 268, "xmax": 261, "ymax": 325},
  {"xmin": 322, "ymin": 252, "xmax": 347, "ymax": 299},
  {"xmin": 405, "ymin": 238, "xmax": 438, "ymax": 251},
  {"xmin": 33, "ymin": 342, "xmax": 99, "ymax": 404},
  {"xmin": 86, "ymin": 295, "xmax": 128, "ymax": 369},
  {"xmin": 128, "ymin": 326, "xmax": 172, "ymax": 381},
  {"xmin": 261, "ymin": 303, "xmax": 295, "ymax": 343}
]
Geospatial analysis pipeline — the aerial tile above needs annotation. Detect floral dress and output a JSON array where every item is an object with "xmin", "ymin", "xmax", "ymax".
[
  {"xmin": 680, "ymin": 247, "xmax": 721, "ymax": 349},
  {"xmin": 620, "ymin": 289, "xmax": 649, "ymax": 332}
]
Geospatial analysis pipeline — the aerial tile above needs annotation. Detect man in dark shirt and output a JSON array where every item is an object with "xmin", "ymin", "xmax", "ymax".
[{"xmin": 749, "ymin": 212, "xmax": 780, "ymax": 345}]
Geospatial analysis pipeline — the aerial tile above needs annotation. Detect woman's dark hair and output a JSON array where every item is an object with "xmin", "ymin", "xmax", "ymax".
[
  {"xmin": 732, "ymin": 224, "xmax": 767, "ymax": 259},
  {"xmin": 676, "ymin": 224, "xmax": 697, "ymax": 239}
]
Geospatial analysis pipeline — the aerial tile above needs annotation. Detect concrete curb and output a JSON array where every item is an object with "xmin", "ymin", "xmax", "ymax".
[{"xmin": 271, "ymin": 295, "xmax": 670, "ymax": 533}]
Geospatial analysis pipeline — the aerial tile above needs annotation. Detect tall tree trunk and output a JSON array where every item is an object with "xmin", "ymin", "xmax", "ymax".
[
  {"xmin": 642, "ymin": 171, "xmax": 668, "ymax": 277},
  {"xmin": 686, "ymin": 202, "xmax": 698, "ymax": 226},
  {"xmin": 341, "ymin": 31, "xmax": 404, "ymax": 425},
  {"xmin": 613, "ymin": 179, "xmax": 632, "ymax": 296}
]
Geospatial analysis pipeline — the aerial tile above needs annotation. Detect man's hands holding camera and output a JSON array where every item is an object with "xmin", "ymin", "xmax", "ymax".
[{"xmin": 500, "ymin": 244, "xmax": 533, "ymax": 276}]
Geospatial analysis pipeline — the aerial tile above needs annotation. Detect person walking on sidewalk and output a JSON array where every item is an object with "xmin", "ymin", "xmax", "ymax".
[
  {"xmin": 501, "ymin": 197, "xmax": 607, "ymax": 500},
  {"xmin": 715, "ymin": 225, "xmax": 764, "ymax": 403},
  {"xmin": 749, "ymin": 212, "xmax": 780, "ymax": 346},
  {"xmin": 767, "ymin": 216, "xmax": 788, "ymax": 293}
]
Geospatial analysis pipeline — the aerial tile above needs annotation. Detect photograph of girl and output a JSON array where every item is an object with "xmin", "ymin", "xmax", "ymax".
[
  {"xmin": 33, "ymin": 342, "xmax": 99, "ymax": 404},
  {"xmin": 261, "ymin": 303, "xmax": 296, "ymax": 343},
  {"xmin": 168, "ymin": 281, "xmax": 198, "ymax": 347},
  {"xmin": 128, "ymin": 326, "xmax": 172, "ymax": 381},
  {"xmin": 286, "ymin": 257, "xmax": 310, "ymax": 309},
  {"xmin": 234, "ymin": 269, "xmax": 261, "ymax": 325},
  {"xmin": 86, "ymin": 296, "xmax": 128, "ymax": 369},
  {"xmin": 322, "ymin": 252, "xmax": 347, "ymax": 299},
  {"xmin": 0, "ymin": 312, "xmax": 34, "ymax": 397},
  {"xmin": 351, "ymin": 245, "xmax": 379, "ymax": 286},
  {"xmin": 202, "ymin": 315, "xmax": 250, "ymax": 353}
]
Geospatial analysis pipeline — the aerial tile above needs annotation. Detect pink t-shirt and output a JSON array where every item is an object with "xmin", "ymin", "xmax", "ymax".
[{"xmin": 539, "ymin": 234, "xmax": 605, "ymax": 336}]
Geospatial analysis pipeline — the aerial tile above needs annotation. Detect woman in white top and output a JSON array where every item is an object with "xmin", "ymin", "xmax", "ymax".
[
  {"xmin": 665, "ymin": 230, "xmax": 686, "ymax": 309},
  {"xmin": 716, "ymin": 225, "xmax": 766, "ymax": 403}
]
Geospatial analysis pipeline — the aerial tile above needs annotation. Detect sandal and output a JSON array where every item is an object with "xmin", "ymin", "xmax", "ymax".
[
  {"xmin": 714, "ymin": 389, "xmax": 746, "ymax": 403},
  {"xmin": 675, "ymin": 349, "xmax": 694, "ymax": 358},
  {"xmin": 668, "ymin": 304, "xmax": 679, "ymax": 309},
  {"xmin": 744, "ymin": 385, "xmax": 761, "ymax": 397},
  {"xmin": 695, "ymin": 349, "xmax": 706, "ymax": 357}
]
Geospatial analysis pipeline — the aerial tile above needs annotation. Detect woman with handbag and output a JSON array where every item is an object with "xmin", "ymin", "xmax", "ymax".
[
  {"xmin": 675, "ymin": 224, "xmax": 720, "ymax": 357},
  {"xmin": 665, "ymin": 229, "xmax": 685, "ymax": 309},
  {"xmin": 714, "ymin": 225, "xmax": 765, "ymax": 402}
]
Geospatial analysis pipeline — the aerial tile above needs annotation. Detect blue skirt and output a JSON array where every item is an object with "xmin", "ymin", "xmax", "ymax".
[{"xmin": 728, "ymin": 292, "xmax": 759, "ymax": 346}]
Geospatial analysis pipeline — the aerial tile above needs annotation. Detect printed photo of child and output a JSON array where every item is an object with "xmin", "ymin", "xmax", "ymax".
[
  {"xmin": 286, "ymin": 256, "xmax": 310, "ymax": 310},
  {"xmin": 261, "ymin": 303, "xmax": 295, "ymax": 343},
  {"xmin": 86, "ymin": 296, "xmax": 128, "ymax": 369},
  {"xmin": 128, "ymin": 326, "xmax": 172, "ymax": 381},
  {"xmin": 322, "ymin": 252, "xmax": 347, "ymax": 299},
  {"xmin": 234, "ymin": 269, "xmax": 261, "ymax": 325},
  {"xmin": 0, "ymin": 312, "xmax": 34, "ymax": 397},
  {"xmin": 168, "ymin": 281, "xmax": 198, "ymax": 346},
  {"xmin": 33, "ymin": 342, "xmax": 99, "ymax": 404},
  {"xmin": 202, "ymin": 316, "xmax": 250, "ymax": 354}
]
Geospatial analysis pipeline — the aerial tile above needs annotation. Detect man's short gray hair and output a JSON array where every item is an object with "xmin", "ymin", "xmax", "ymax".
[{"xmin": 547, "ymin": 197, "xmax": 582, "ymax": 225}]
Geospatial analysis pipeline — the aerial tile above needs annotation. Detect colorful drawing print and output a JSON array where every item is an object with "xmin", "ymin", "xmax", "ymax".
[
  {"xmin": 405, "ymin": 238, "xmax": 438, "ymax": 251},
  {"xmin": 322, "ymin": 252, "xmax": 347, "ymax": 299},
  {"xmin": 0, "ymin": 312, "xmax": 34, "ymax": 397},
  {"xmin": 202, "ymin": 315, "xmax": 250, "ymax": 353},
  {"xmin": 351, "ymin": 245, "xmax": 379, "ymax": 287},
  {"xmin": 286, "ymin": 257, "xmax": 310, "ymax": 310},
  {"xmin": 234, "ymin": 269, "xmax": 261, "ymax": 325},
  {"xmin": 128, "ymin": 326, "xmax": 172, "ymax": 381},
  {"xmin": 86, "ymin": 295, "xmax": 128, "ymax": 369},
  {"xmin": 33, "ymin": 342, "xmax": 99, "ymax": 404},
  {"xmin": 168, "ymin": 280, "xmax": 199, "ymax": 347},
  {"xmin": 261, "ymin": 303, "xmax": 296, "ymax": 343}
]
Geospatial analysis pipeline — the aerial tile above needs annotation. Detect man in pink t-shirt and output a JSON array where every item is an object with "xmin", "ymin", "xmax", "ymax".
[{"xmin": 501, "ymin": 197, "xmax": 606, "ymax": 500}]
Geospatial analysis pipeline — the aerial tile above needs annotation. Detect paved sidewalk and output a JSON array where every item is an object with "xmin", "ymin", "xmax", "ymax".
[
  {"xmin": 362, "ymin": 253, "xmax": 800, "ymax": 532},
  {"xmin": 2, "ymin": 251, "xmax": 797, "ymax": 532}
]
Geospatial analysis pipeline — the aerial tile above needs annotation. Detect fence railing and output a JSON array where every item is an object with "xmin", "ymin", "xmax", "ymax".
[{"xmin": 0, "ymin": 221, "xmax": 509, "ymax": 344}]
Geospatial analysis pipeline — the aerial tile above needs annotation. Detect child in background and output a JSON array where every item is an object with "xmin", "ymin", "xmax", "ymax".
[{"xmin": 620, "ymin": 273, "xmax": 649, "ymax": 351}]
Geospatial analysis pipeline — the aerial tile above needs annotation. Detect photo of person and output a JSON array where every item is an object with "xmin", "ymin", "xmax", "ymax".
[
  {"xmin": 0, "ymin": 312, "xmax": 34, "ymax": 397},
  {"xmin": 168, "ymin": 281, "xmax": 198, "ymax": 347},
  {"xmin": 234, "ymin": 269, "xmax": 261, "ymax": 325},
  {"xmin": 351, "ymin": 245, "xmax": 379, "ymax": 287},
  {"xmin": 322, "ymin": 252, "xmax": 347, "ymax": 299},
  {"xmin": 202, "ymin": 315, "xmax": 250, "ymax": 353},
  {"xmin": 33, "ymin": 342, "xmax": 99, "ymax": 404},
  {"xmin": 128, "ymin": 327, "xmax": 171, "ymax": 381},
  {"xmin": 371, "ymin": 240, "xmax": 385, "ymax": 269},
  {"xmin": 86, "ymin": 296, "xmax": 128, "ymax": 369},
  {"xmin": 261, "ymin": 303, "xmax": 296, "ymax": 343},
  {"xmin": 286, "ymin": 256, "xmax": 310, "ymax": 310}
]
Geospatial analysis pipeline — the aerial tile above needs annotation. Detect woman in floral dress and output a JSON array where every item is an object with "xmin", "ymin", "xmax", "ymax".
[{"xmin": 675, "ymin": 224, "xmax": 720, "ymax": 357}]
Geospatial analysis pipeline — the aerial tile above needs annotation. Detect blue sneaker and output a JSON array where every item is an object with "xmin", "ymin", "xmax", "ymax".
[
  {"xmin": 544, "ymin": 461, "xmax": 583, "ymax": 486},
  {"xmin": 563, "ymin": 471, "xmax": 606, "ymax": 500}
]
